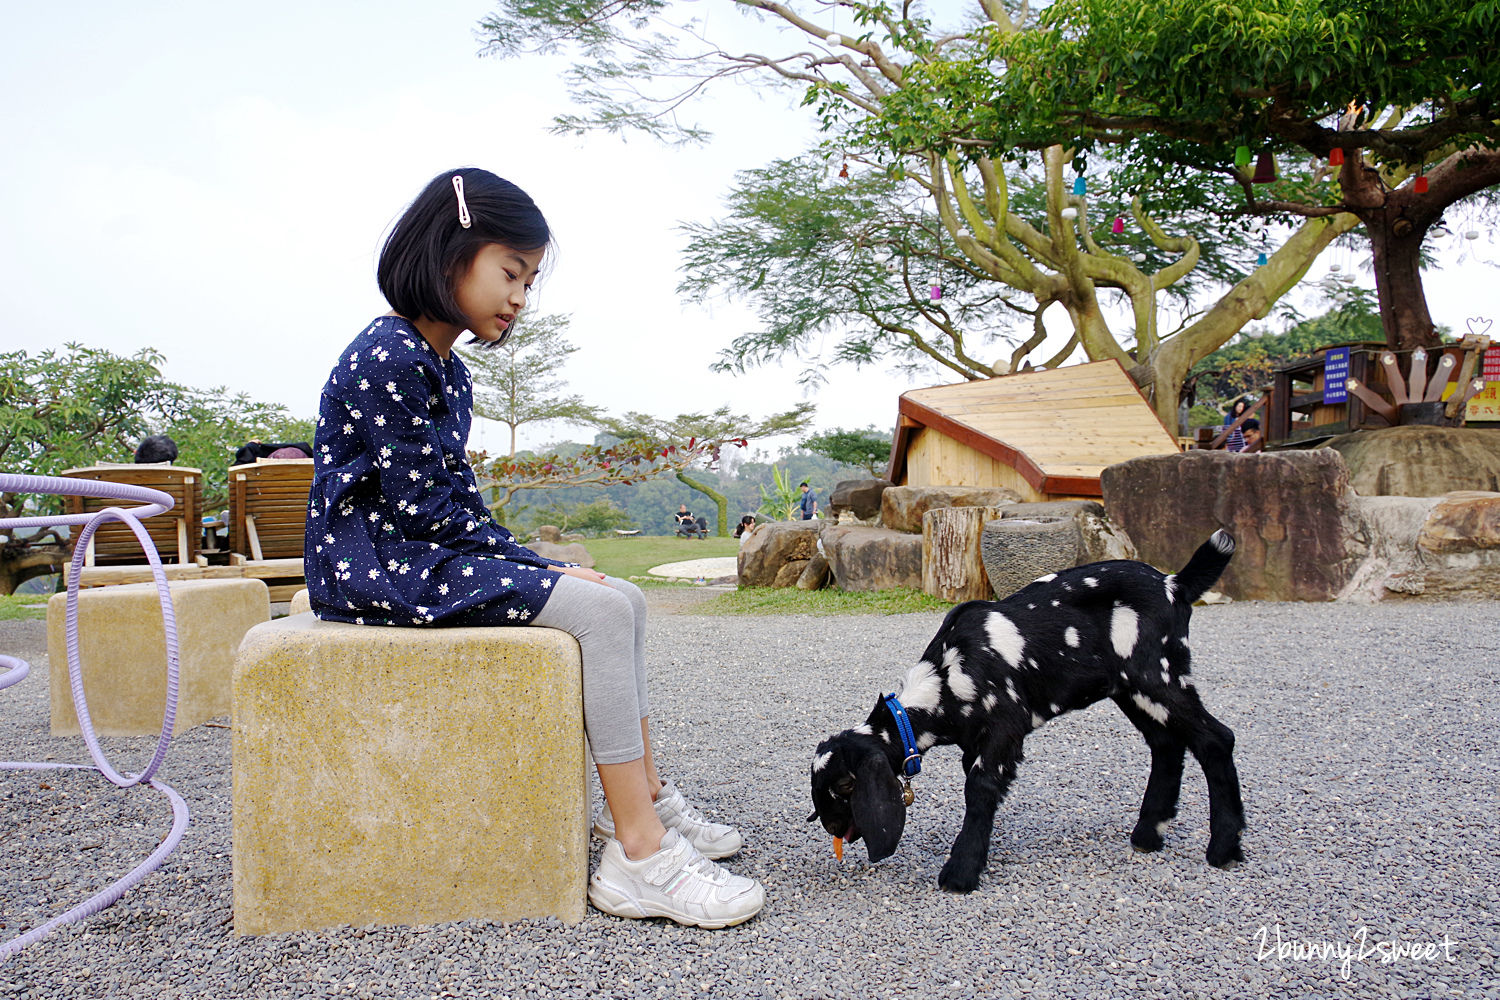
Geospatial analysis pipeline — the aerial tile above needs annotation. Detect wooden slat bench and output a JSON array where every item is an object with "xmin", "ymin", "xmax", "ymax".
[
  {"xmin": 227, "ymin": 459, "xmax": 313, "ymax": 602},
  {"xmin": 61, "ymin": 464, "xmax": 203, "ymax": 588}
]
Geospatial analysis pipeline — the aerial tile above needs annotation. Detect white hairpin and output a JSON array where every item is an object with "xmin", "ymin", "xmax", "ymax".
[{"xmin": 452, "ymin": 175, "xmax": 472, "ymax": 229}]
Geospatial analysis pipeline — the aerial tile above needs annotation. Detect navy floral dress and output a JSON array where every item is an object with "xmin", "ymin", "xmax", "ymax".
[{"xmin": 305, "ymin": 316, "xmax": 569, "ymax": 626}]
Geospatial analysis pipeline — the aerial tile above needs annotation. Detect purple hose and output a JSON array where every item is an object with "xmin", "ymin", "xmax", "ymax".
[{"xmin": 0, "ymin": 472, "xmax": 190, "ymax": 958}]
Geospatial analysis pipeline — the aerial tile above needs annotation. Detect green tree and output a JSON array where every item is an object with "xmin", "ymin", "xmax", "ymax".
[
  {"xmin": 481, "ymin": 1, "xmax": 1358, "ymax": 425},
  {"xmin": 0, "ymin": 344, "xmax": 312, "ymax": 593},
  {"xmin": 459, "ymin": 313, "xmax": 607, "ymax": 458},
  {"xmin": 800, "ymin": 425, "xmax": 892, "ymax": 478},
  {"xmin": 598, "ymin": 403, "xmax": 815, "ymax": 535},
  {"xmin": 953, "ymin": 0, "xmax": 1500, "ymax": 352}
]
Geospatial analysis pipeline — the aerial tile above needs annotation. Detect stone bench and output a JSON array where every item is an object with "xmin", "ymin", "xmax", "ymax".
[
  {"xmin": 231, "ymin": 614, "xmax": 588, "ymax": 934},
  {"xmin": 49, "ymin": 577, "xmax": 270, "ymax": 737}
]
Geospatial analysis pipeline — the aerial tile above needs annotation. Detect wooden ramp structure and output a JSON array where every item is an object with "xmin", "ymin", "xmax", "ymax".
[{"xmin": 889, "ymin": 360, "xmax": 1181, "ymax": 500}]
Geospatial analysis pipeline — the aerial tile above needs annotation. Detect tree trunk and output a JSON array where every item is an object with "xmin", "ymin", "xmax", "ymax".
[
  {"xmin": 922, "ymin": 505, "xmax": 1007, "ymax": 602},
  {"xmin": 0, "ymin": 545, "xmax": 67, "ymax": 596},
  {"xmin": 676, "ymin": 472, "xmax": 729, "ymax": 536},
  {"xmin": 1368, "ymin": 210, "xmax": 1440, "ymax": 352}
]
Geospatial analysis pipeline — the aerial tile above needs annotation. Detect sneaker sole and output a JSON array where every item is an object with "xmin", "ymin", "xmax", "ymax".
[{"xmin": 587, "ymin": 878, "xmax": 764, "ymax": 929}]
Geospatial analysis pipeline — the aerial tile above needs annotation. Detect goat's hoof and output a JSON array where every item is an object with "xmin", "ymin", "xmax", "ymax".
[
  {"xmin": 1206, "ymin": 842, "xmax": 1245, "ymax": 869},
  {"xmin": 938, "ymin": 862, "xmax": 981, "ymax": 894},
  {"xmin": 1130, "ymin": 829, "xmax": 1165, "ymax": 853}
]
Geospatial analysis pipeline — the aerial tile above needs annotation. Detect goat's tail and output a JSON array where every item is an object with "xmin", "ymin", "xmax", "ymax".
[{"xmin": 1171, "ymin": 530, "xmax": 1235, "ymax": 605}]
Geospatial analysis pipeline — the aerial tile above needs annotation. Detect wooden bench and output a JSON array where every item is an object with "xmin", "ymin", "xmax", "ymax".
[
  {"xmin": 61, "ymin": 464, "xmax": 204, "ymax": 588},
  {"xmin": 231, "ymin": 615, "xmax": 588, "ymax": 933},
  {"xmin": 227, "ymin": 459, "xmax": 313, "ymax": 601}
]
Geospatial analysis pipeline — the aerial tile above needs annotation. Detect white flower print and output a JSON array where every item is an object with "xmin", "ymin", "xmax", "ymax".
[
  {"xmin": 462, "ymin": 566, "xmax": 474, "ymax": 577},
  {"xmin": 324, "ymin": 534, "xmax": 335, "ymax": 544},
  {"xmin": 500, "ymin": 577, "xmax": 513, "ymax": 587},
  {"xmin": 541, "ymin": 578, "xmax": 552, "ymax": 589},
  {"xmin": 342, "ymin": 423, "xmax": 354, "ymax": 435},
  {"xmin": 387, "ymin": 560, "xmax": 399, "ymax": 572},
  {"xmin": 385, "ymin": 381, "xmax": 397, "ymax": 394},
  {"xmin": 368, "ymin": 512, "xmax": 381, "ymax": 522},
  {"xmin": 350, "ymin": 409, "xmax": 362, "ymax": 419},
  {"xmin": 374, "ymin": 415, "xmax": 386, "ymax": 427},
  {"xmin": 359, "ymin": 378, "xmax": 370, "ymax": 390},
  {"xmin": 367, "ymin": 569, "xmax": 379, "ymax": 579},
  {"xmin": 408, "ymin": 469, "xmax": 420, "ymax": 481},
  {"xmin": 438, "ymin": 583, "xmax": 449, "ymax": 595},
  {"xmin": 507, "ymin": 608, "xmax": 519, "ymax": 620},
  {"xmin": 421, "ymin": 444, "xmax": 433, "ymax": 455}
]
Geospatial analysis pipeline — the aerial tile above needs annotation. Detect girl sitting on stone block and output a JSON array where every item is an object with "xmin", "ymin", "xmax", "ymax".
[{"xmin": 304, "ymin": 168, "xmax": 764, "ymax": 929}]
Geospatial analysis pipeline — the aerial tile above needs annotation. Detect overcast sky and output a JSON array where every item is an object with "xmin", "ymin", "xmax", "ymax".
[{"xmin": 4, "ymin": 2, "xmax": 1497, "ymax": 459}]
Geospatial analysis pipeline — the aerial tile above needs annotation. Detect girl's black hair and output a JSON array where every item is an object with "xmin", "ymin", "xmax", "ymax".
[{"xmin": 377, "ymin": 167, "xmax": 550, "ymax": 335}]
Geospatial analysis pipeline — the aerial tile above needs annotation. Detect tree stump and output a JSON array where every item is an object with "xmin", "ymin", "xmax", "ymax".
[{"xmin": 922, "ymin": 506, "xmax": 1009, "ymax": 602}]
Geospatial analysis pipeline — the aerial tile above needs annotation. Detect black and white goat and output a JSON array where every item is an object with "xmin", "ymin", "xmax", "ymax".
[{"xmin": 810, "ymin": 530, "xmax": 1244, "ymax": 893}]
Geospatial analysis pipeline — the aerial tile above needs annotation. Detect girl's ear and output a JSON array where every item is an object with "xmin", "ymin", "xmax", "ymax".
[{"xmin": 852, "ymin": 752, "xmax": 906, "ymax": 862}]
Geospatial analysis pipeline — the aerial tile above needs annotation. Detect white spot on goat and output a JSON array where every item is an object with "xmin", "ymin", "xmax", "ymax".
[
  {"xmin": 1164, "ymin": 575, "xmax": 1177, "ymax": 603},
  {"xmin": 813, "ymin": 752, "xmax": 832, "ymax": 773},
  {"xmin": 898, "ymin": 659, "xmax": 942, "ymax": 712},
  {"xmin": 1084, "ymin": 577, "xmax": 1099, "ymax": 588},
  {"xmin": 1110, "ymin": 604, "xmax": 1140, "ymax": 659},
  {"xmin": 985, "ymin": 611, "xmax": 1025, "ymax": 668},
  {"xmin": 853, "ymin": 724, "xmax": 874, "ymax": 737},
  {"xmin": 1064, "ymin": 626, "xmax": 1080, "ymax": 648},
  {"xmin": 1049, "ymin": 703, "xmax": 1061, "ymax": 714},
  {"xmin": 943, "ymin": 647, "xmax": 977, "ymax": 702},
  {"xmin": 1180, "ymin": 675, "xmax": 1194, "ymax": 689},
  {"xmin": 1033, "ymin": 573, "xmax": 1057, "ymax": 584},
  {"xmin": 917, "ymin": 732, "xmax": 938, "ymax": 751},
  {"xmin": 1131, "ymin": 693, "xmax": 1170, "ymax": 725},
  {"xmin": 1030, "ymin": 712, "xmax": 1047, "ymax": 729},
  {"xmin": 983, "ymin": 693, "xmax": 998, "ymax": 710},
  {"xmin": 1005, "ymin": 678, "xmax": 1020, "ymax": 703},
  {"xmin": 1155, "ymin": 820, "xmax": 1171, "ymax": 837},
  {"xmin": 961, "ymin": 704, "xmax": 973, "ymax": 717}
]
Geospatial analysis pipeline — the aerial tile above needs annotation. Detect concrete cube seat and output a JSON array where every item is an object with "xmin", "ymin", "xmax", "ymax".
[
  {"xmin": 231, "ymin": 614, "xmax": 587, "ymax": 934},
  {"xmin": 49, "ymin": 577, "xmax": 271, "ymax": 737}
]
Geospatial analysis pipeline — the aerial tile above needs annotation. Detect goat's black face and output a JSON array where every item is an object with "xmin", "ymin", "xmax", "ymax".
[{"xmin": 809, "ymin": 731, "xmax": 907, "ymax": 862}]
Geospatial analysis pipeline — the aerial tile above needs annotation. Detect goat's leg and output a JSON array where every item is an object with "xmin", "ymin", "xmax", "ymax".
[
  {"xmin": 1113, "ymin": 695, "xmax": 1188, "ymax": 852},
  {"xmin": 1167, "ymin": 700, "xmax": 1244, "ymax": 868},
  {"xmin": 938, "ymin": 740, "xmax": 1022, "ymax": 893}
]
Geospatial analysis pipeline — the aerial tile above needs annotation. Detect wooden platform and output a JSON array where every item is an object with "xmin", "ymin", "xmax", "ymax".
[{"xmin": 889, "ymin": 360, "xmax": 1181, "ymax": 499}]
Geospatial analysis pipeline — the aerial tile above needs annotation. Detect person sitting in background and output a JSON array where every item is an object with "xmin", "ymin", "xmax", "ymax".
[
  {"xmin": 134, "ymin": 434, "xmax": 178, "ymax": 464},
  {"xmin": 234, "ymin": 440, "xmax": 314, "ymax": 466},
  {"xmin": 733, "ymin": 514, "xmax": 756, "ymax": 544}
]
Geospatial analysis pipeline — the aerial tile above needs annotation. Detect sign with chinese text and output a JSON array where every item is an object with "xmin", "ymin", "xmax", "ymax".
[{"xmin": 1322, "ymin": 347, "xmax": 1350, "ymax": 405}]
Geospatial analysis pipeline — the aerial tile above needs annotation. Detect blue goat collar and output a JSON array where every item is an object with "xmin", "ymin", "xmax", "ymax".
[{"xmin": 883, "ymin": 693, "xmax": 922, "ymax": 778}]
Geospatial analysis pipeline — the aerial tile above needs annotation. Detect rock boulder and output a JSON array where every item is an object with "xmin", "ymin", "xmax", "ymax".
[
  {"xmin": 829, "ymin": 479, "xmax": 893, "ymax": 523},
  {"xmin": 527, "ymin": 541, "xmax": 594, "ymax": 568},
  {"xmin": 820, "ymin": 525, "xmax": 923, "ymax": 592},
  {"xmin": 1322, "ymin": 426, "xmax": 1500, "ymax": 496},
  {"xmin": 880, "ymin": 485, "xmax": 1021, "ymax": 534},
  {"xmin": 737, "ymin": 520, "xmax": 823, "ymax": 588},
  {"xmin": 1102, "ymin": 450, "xmax": 1359, "ymax": 602}
]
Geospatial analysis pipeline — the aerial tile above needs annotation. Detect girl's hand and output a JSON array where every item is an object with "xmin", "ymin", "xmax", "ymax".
[{"xmin": 552, "ymin": 564, "xmax": 611, "ymax": 587}]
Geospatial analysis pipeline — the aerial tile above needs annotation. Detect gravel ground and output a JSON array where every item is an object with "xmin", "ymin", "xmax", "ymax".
[{"xmin": 1, "ymin": 595, "xmax": 1497, "ymax": 999}]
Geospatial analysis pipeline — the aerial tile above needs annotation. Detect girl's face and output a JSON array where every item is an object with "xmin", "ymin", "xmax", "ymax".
[{"xmin": 453, "ymin": 242, "xmax": 545, "ymax": 345}]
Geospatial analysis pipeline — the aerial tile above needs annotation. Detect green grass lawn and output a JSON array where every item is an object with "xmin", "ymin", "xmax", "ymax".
[
  {"xmin": 0, "ymin": 594, "xmax": 49, "ymax": 620},
  {"xmin": 693, "ymin": 587, "xmax": 952, "ymax": 615},
  {"xmin": 584, "ymin": 533, "xmax": 740, "ymax": 580}
]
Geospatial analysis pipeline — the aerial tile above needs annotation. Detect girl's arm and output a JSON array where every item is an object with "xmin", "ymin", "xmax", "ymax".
[{"xmin": 333, "ymin": 347, "xmax": 551, "ymax": 564}]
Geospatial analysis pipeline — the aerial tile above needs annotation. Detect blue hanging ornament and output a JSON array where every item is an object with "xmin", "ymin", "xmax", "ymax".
[
  {"xmin": 1257, "ymin": 251, "xmax": 1268, "ymax": 267},
  {"xmin": 1072, "ymin": 176, "xmax": 1087, "ymax": 197}
]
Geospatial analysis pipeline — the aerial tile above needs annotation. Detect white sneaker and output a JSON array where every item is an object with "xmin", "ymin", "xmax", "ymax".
[
  {"xmin": 588, "ymin": 830, "xmax": 765, "ymax": 928},
  {"xmin": 593, "ymin": 779, "xmax": 744, "ymax": 859}
]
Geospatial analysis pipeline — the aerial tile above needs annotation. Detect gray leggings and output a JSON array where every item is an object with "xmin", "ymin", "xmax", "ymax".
[{"xmin": 530, "ymin": 575, "xmax": 649, "ymax": 765}]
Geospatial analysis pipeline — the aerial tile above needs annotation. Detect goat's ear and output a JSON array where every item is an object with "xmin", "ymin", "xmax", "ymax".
[{"xmin": 852, "ymin": 752, "xmax": 906, "ymax": 863}]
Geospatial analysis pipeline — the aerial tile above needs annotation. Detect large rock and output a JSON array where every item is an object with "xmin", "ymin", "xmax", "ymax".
[
  {"xmin": 829, "ymin": 479, "xmax": 893, "ymax": 523},
  {"xmin": 1102, "ymin": 450, "xmax": 1359, "ymax": 602},
  {"xmin": 880, "ymin": 485, "xmax": 1022, "ymax": 534},
  {"xmin": 737, "ymin": 520, "xmax": 823, "ymax": 588},
  {"xmin": 1321, "ymin": 426, "xmax": 1500, "ymax": 496},
  {"xmin": 1340, "ymin": 491, "xmax": 1500, "ymax": 601},
  {"xmin": 820, "ymin": 525, "xmax": 923, "ymax": 592},
  {"xmin": 527, "ymin": 540, "xmax": 594, "ymax": 568}
]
